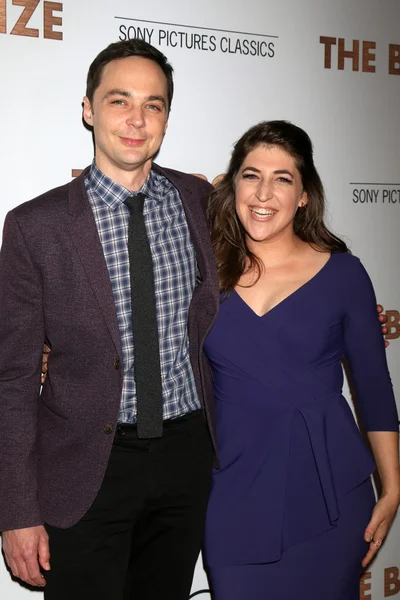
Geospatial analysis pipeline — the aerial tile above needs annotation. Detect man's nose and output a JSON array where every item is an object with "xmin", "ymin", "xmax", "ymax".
[{"xmin": 126, "ymin": 106, "xmax": 145, "ymax": 128}]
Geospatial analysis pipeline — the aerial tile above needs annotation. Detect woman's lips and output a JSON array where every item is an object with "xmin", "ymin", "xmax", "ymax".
[{"xmin": 249, "ymin": 206, "xmax": 277, "ymax": 220}]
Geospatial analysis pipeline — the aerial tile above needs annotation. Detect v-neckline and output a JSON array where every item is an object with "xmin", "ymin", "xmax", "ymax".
[{"xmin": 233, "ymin": 254, "xmax": 333, "ymax": 319}]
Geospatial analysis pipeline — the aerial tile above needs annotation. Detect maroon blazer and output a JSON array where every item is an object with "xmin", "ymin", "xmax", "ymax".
[{"xmin": 0, "ymin": 164, "xmax": 219, "ymax": 531}]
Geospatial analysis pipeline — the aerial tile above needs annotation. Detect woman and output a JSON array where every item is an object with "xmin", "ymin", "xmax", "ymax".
[{"xmin": 203, "ymin": 120, "xmax": 400, "ymax": 599}]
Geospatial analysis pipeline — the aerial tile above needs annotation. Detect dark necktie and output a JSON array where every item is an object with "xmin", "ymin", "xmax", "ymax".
[{"xmin": 124, "ymin": 193, "xmax": 163, "ymax": 438}]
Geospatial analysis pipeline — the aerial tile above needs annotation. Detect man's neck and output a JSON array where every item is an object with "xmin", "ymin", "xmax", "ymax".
[{"xmin": 94, "ymin": 158, "xmax": 153, "ymax": 192}]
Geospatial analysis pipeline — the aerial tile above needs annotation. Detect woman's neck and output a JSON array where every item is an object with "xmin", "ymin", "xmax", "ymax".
[{"xmin": 247, "ymin": 233, "xmax": 301, "ymax": 270}]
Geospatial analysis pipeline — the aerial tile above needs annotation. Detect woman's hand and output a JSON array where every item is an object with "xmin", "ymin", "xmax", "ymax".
[
  {"xmin": 362, "ymin": 491, "xmax": 400, "ymax": 567},
  {"xmin": 41, "ymin": 344, "xmax": 50, "ymax": 384},
  {"xmin": 376, "ymin": 304, "xmax": 390, "ymax": 348}
]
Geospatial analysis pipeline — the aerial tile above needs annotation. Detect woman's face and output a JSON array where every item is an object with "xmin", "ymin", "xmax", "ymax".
[{"xmin": 234, "ymin": 144, "xmax": 307, "ymax": 247}]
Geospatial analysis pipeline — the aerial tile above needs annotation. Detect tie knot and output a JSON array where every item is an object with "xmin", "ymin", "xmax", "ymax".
[{"xmin": 124, "ymin": 193, "xmax": 146, "ymax": 214}]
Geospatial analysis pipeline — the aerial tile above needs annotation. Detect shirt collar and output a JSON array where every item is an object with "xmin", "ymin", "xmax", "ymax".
[{"xmin": 86, "ymin": 161, "xmax": 168, "ymax": 211}]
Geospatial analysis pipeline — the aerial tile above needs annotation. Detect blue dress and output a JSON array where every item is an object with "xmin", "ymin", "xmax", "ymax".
[{"xmin": 203, "ymin": 253, "xmax": 398, "ymax": 600}]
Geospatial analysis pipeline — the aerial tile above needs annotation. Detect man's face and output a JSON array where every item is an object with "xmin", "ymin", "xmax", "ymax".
[{"xmin": 83, "ymin": 56, "xmax": 169, "ymax": 184}]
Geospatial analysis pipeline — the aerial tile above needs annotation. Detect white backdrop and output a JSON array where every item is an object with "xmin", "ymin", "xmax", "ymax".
[{"xmin": 0, "ymin": 0, "xmax": 399, "ymax": 598}]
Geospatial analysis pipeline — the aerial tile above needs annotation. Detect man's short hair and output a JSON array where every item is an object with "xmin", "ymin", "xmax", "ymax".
[{"xmin": 86, "ymin": 39, "xmax": 174, "ymax": 112}]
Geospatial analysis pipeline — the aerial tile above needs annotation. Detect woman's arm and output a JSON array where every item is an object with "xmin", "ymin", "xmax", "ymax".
[
  {"xmin": 362, "ymin": 431, "xmax": 400, "ymax": 566},
  {"xmin": 341, "ymin": 256, "xmax": 400, "ymax": 566}
]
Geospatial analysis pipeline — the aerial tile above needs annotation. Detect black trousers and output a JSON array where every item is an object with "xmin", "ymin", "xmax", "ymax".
[{"xmin": 44, "ymin": 410, "xmax": 213, "ymax": 600}]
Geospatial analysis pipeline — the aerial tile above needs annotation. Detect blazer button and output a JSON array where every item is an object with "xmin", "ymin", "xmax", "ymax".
[
  {"xmin": 113, "ymin": 359, "xmax": 120, "ymax": 370},
  {"xmin": 104, "ymin": 423, "xmax": 113, "ymax": 435}
]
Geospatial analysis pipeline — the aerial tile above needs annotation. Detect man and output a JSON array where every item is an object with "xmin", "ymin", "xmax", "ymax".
[{"xmin": 0, "ymin": 39, "xmax": 218, "ymax": 600}]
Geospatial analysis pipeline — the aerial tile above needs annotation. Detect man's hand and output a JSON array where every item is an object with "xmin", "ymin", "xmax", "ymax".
[
  {"xmin": 2, "ymin": 525, "xmax": 50, "ymax": 587},
  {"xmin": 41, "ymin": 344, "xmax": 50, "ymax": 384},
  {"xmin": 377, "ymin": 305, "xmax": 390, "ymax": 348}
]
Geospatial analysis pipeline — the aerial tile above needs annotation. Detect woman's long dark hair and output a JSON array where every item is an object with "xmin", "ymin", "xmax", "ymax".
[{"xmin": 207, "ymin": 120, "xmax": 348, "ymax": 292}]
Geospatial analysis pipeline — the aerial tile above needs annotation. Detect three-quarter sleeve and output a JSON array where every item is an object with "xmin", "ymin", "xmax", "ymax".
[{"xmin": 342, "ymin": 256, "xmax": 398, "ymax": 432}]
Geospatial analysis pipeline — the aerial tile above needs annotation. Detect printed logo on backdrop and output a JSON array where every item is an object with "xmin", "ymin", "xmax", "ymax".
[
  {"xmin": 0, "ymin": 0, "xmax": 62, "ymax": 40},
  {"xmin": 319, "ymin": 37, "xmax": 400, "ymax": 75},
  {"xmin": 361, "ymin": 566, "xmax": 400, "ymax": 598},
  {"xmin": 189, "ymin": 591, "xmax": 211, "ymax": 598},
  {"xmin": 384, "ymin": 311, "xmax": 400, "ymax": 342},
  {"xmin": 115, "ymin": 16, "xmax": 276, "ymax": 59},
  {"xmin": 350, "ymin": 181, "xmax": 400, "ymax": 205}
]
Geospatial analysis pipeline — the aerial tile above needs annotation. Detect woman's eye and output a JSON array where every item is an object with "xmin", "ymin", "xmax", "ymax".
[
  {"xmin": 278, "ymin": 177, "xmax": 293, "ymax": 184},
  {"xmin": 242, "ymin": 173, "xmax": 258, "ymax": 180}
]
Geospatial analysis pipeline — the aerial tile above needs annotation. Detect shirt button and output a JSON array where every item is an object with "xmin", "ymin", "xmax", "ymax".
[
  {"xmin": 113, "ymin": 359, "xmax": 120, "ymax": 370},
  {"xmin": 104, "ymin": 424, "xmax": 113, "ymax": 435}
]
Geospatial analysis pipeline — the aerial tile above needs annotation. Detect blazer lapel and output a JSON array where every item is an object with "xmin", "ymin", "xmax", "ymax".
[{"xmin": 67, "ymin": 170, "xmax": 123, "ymax": 359}]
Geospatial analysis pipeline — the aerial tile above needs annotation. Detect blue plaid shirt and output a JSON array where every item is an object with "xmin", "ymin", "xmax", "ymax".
[{"xmin": 85, "ymin": 162, "xmax": 201, "ymax": 423}]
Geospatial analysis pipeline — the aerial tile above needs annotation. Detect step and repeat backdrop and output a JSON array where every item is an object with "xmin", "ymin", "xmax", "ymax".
[{"xmin": 0, "ymin": 0, "xmax": 399, "ymax": 598}]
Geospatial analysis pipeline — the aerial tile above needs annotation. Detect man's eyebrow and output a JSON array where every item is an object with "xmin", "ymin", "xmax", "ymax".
[
  {"xmin": 101, "ymin": 90, "xmax": 166, "ymax": 106},
  {"xmin": 147, "ymin": 95, "xmax": 166, "ymax": 106},
  {"xmin": 102, "ymin": 89, "xmax": 132, "ymax": 101}
]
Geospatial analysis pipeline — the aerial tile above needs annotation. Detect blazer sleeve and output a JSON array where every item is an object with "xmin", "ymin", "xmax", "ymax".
[
  {"xmin": 342, "ymin": 256, "xmax": 398, "ymax": 432},
  {"xmin": 0, "ymin": 210, "xmax": 44, "ymax": 530}
]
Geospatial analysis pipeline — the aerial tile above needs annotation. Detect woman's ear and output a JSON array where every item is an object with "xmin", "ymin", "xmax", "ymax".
[{"xmin": 299, "ymin": 191, "xmax": 308, "ymax": 208}]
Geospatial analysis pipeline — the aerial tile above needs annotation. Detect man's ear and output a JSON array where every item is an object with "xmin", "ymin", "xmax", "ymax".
[{"xmin": 82, "ymin": 96, "xmax": 94, "ymax": 127}]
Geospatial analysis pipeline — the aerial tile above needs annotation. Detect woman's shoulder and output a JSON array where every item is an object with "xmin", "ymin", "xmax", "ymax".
[
  {"xmin": 330, "ymin": 252, "xmax": 374, "ymax": 291},
  {"xmin": 306, "ymin": 247, "xmax": 360, "ymax": 273},
  {"xmin": 330, "ymin": 251, "xmax": 362, "ymax": 270}
]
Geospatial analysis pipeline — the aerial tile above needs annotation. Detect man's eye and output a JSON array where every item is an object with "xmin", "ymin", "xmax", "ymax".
[
  {"xmin": 111, "ymin": 99, "xmax": 125, "ymax": 105},
  {"xmin": 146, "ymin": 104, "xmax": 162, "ymax": 111}
]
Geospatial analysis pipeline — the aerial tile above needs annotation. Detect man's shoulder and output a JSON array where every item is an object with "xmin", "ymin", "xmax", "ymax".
[
  {"xmin": 11, "ymin": 169, "xmax": 89, "ymax": 222},
  {"xmin": 13, "ymin": 182, "xmax": 71, "ymax": 215}
]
